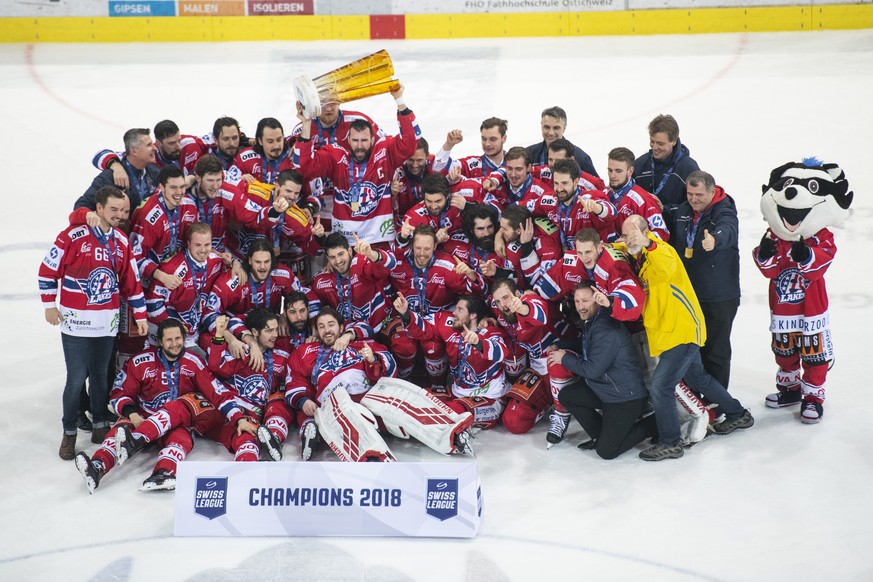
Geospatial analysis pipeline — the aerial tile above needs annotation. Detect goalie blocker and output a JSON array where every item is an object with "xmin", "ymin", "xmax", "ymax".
[{"xmin": 314, "ymin": 378, "xmax": 475, "ymax": 462}]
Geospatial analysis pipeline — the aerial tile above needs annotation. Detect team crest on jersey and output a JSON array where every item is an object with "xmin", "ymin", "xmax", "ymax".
[
  {"xmin": 775, "ymin": 268, "xmax": 809, "ymax": 304},
  {"xmin": 237, "ymin": 375, "xmax": 268, "ymax": 405},
  {"xmin": 345, "ymin": 182, "xmax": 380, "ymax": 216},
  {"xmin": 326, "ymin": 349, "xmax": 363, "ymax": 370},
  {"xmin": 80, "ymin": 267, "xmax": 117, "ymax": 305},
  {"xmin": 144, "ymin": 391, "xmax": 171, "ymax": 412},
  {"xmin": 453, "ymin": 359, "xmax": 487, "ymax": 389},
  {"xmin": 206, "ymin": 293, "xmax": 221, "ymax": 312}
]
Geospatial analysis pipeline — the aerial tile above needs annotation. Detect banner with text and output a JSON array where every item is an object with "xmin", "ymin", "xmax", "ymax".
[{"xmin": 175, "ymin": 461, "xmax": 483, "ymax": 537}]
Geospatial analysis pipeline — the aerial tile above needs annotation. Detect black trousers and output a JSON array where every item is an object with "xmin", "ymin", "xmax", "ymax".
[
  {"xmin": 700, "ymin": 298, "xmax": 740, "ymax": 390},
  {"xmin": 558, "ymin": 379, "xmax": 657, "ymax": 460}
]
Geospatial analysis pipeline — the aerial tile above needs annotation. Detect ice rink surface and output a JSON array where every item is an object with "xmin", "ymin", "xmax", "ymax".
[{"xmin": 0, "ymin": 29, "xmax": 871, "ymax": 581}]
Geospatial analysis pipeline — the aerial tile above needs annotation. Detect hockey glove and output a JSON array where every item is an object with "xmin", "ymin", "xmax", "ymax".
[
  {"xmin": 757, "ymin": 234, "xmax": 777, "ymax": 261},
  {"xmin": 790, "ymin": 238, "xmax": 811, "ymax": 263}
]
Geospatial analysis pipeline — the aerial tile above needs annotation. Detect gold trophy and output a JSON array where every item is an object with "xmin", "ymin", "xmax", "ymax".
[{"xmin": 293, "ymin": 50, "xmax": 401, "ymax": 118}]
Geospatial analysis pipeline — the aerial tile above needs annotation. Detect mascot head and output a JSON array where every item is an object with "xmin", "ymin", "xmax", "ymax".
[{"xmin": 761, "ymin": 157, "xmax": 853, "ymax": 241}]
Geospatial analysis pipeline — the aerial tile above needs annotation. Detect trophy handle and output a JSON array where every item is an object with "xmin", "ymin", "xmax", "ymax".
[{"xmin": 293, "ymin": 75, "xmax": 321, "ymax": 118}]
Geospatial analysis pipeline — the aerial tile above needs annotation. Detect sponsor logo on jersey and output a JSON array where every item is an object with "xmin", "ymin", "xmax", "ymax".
[
  {"xmin": 425, "ymin": 478, "xmax": 458, "ymax": 521},
  {"xmin": 133, "ymin": 353, "xmax": 154, "ymax": 366},
  {"xmin": 541, "ymin": 196, "xmax": 557, "ymax": 206},
  {"xmin": 70, "ymin": 227, "xmax": 88, "ymax": 241},
  {"xmin": 81, "ymin": 267, "xmax": 117, "ymax": 305},
  {"xmin": 147, "ymin": 206, "xmax": 162, "ymax": 225},
  {"xmin": 194, "ymin": 477, "xmax": 228, "ymax": 519},
  {"xmin": 775, "ymin": 268, "xmax": 809, "ymax": 304},
  {"xmin": 380, "ymin": 217, "xmax": 395, "ymax": 238},
  {"xmin": 241, "ymin": 150, "xmax": 257, "ymax": 162}
]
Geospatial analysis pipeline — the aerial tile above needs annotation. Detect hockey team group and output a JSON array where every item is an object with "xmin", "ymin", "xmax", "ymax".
[{"xmin": 39, "ymin": 83, "xmax": 831, "ymax": 494}]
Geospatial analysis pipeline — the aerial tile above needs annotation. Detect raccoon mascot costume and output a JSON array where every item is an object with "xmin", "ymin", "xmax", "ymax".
[{"xmin": 753, "ymin": 158, "xmax": 853, "ymax": 423}]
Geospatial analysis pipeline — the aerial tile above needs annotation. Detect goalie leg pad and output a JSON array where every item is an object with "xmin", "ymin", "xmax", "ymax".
[
  {"xmin": 361, "ymin": 378, "xmax": 473, "ymax": 455},
  {"xmin": 315, "ymin": 387, "xmax": 395, "ymax": 462},
  {"xmin": 675, "ymin": 381, "xmax": 709, "ymax": 445}
]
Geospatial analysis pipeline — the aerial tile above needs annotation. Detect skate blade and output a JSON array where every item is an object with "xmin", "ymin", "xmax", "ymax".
[
  {"xmin": 75, "ymin": 455, "xmax": 96, "ymax": 495},
  {"xmin": 139, "ymin": 479, "xmax": 176, "ymax": 492}
]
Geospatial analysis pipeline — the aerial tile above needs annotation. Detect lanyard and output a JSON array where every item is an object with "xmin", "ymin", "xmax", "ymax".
[
  {"xmin": 408, "ymin": 254, "xmax": 432, "ymax": 314},
  {"xmin": 194, "ymin": 193, "xmax": 214, "ymax": 228},
  {"xmin": 273, "ymin": 210, "xmax": 285, "ymax": 253},
  {"xmin": 215, "ymin": 149, "xmax": 234, "ymax": 170},
  {"xmin": 289, "ymin": 330, "xmax": 307, "ymax": 349},
  {"xmin": 686, "ymin": 214, "xmax": 702, "ymax": 249},
  {"xmin": 184, "ymin": 252, "xmax": 207, "ymax": 293},
  {"xmin": 650, "ymin": 147, "xmax": 683, "ymax": 196},
  {"xmin": 505, "ymin": 320, "xmax": 518, "ymax": 351},
  {"xmin": 348, "ymin": 159, "xmax": 368, "ymax": 206},
  {"xmin": 248, "ymin": 274, "xmax": 271, "ymax": 309},
  {"xmin": 261, "ymin": 152, "xmax": 285, "ymax": 184},
  {"xmin": 406, "ymin": 161, "xmax": 428, "ymax": 203},
  {"xmin": 264, "ymin": 350, "xmax": 274, "ymax": 393},
  {"xmin": 609, "ymin": 180, "xmax": 635, "ymax": 205},
  {"xmin": 92, "ymin": 227, "xmax": 118, "ymax": 272},
  {"xmin": 480, "ymin": 154, "xmax": 503, "ymax": 177},
  {"xmin": 335, "ymin": 273, "xmax": 353, "ymax": 319},
  {"xmin": 158, "ymin": 351, "xmax": 181, "ymax": 401},
  {"xmin": 158, "ymin": 196, "xmax": 180, "ymax": 256},
  {"xmin": 557, "ymin": 192, "xmax": 578, "ymax": 249},
  {"xmin": 315, "ymin": 114, "xmax": 340, "ymax": 146},
  {"xmin": 509, "ymin": 175, "xmax": 532, "ymax": 203},
  {"xmin": 470, "ymin": 246, "xmax": 488, "ymax": 270},
  {"xmin": 123, "ymin": 159, "xmax": 149, "ymax": 203},
  {"xmin": 311, "ymin": 345, "xmax": 331, "ymax": 386}
]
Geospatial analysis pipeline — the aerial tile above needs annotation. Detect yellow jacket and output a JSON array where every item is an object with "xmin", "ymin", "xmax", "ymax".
[{"xmin": 635, "ymin": 233, "xmax": 707, "ymax": 357}]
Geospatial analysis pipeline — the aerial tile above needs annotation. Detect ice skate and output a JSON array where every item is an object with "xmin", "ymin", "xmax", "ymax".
[
  {"xmin": 139, "ymin": 469, "xmax": 176, "ymax": 492},
  {"xmin": 454, "ymin": 429, "xmax": 475, "ymax": 457},
  {"xmin": 75, "ymin": 452, "xmax": 103, "ymax": 494},
  {"xmin": 546, "ymin": 411, "xmax": 571, "ymax": 449},
  {"xmin": 300, "ymin": 419, "xmax": 319, "ymax": 461},
  {"xmin": 257, "ymin": 425, "xmax": 282, "ymax": 461},
  {"xmin": 115, "ymin": 425, "xmax": 146, "ymax": 467}
]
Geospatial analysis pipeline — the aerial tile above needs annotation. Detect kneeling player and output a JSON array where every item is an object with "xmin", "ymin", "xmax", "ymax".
[
  {"xmin": 394, "ymin": 292, "xmax": 510, "ymax": 430},
  {"xmin": 286, "ymin": 308, "xmax": 474, "ymax": 461},
  {"xmin": 204, "ymin": 310, "xmax": 295, "ymax": 461},
  {"xmin": 74, "ymin": 320, "xmax": 226, "ymax": 493}
]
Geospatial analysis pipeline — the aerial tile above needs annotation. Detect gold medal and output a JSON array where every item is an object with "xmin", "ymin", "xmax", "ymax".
[
  {"xmin": 685, "ymin": 247, "xmax": 693, "ymax": 259},
  {"xmin": 351, "ymin": 201, "xmax": 360, "ymax": 212}
]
